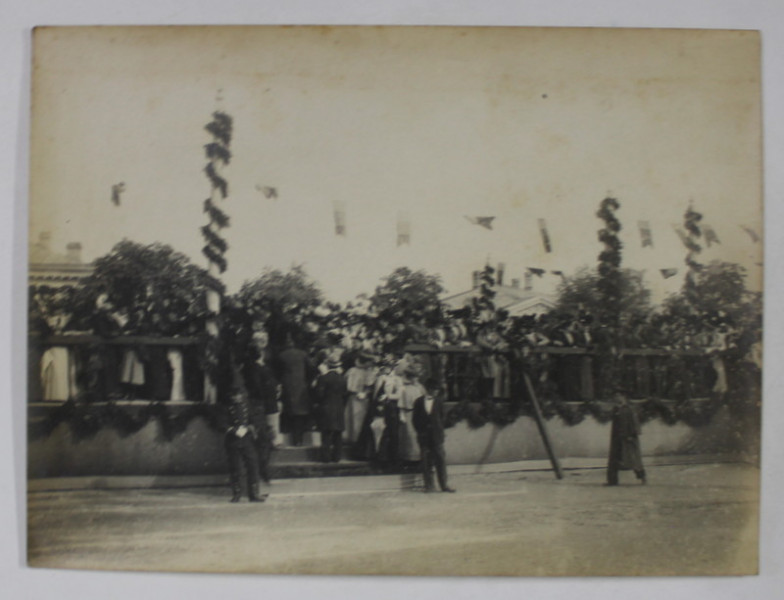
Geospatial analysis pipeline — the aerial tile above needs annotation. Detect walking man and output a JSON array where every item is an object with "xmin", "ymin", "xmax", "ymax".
[
  {"xmin": 412, "ymin": 378, "xmax": 455, "ymax": 493},
  {"xmin": 607, "ymin": 395, "xmax": 646, "ymax": 485}
]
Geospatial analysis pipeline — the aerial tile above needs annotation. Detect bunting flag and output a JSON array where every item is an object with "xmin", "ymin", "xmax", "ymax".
[
  {"xmin": 527, "ymin": 267, "xmax": 545, "ymax": 277},
  {"xmin": 703, "ymin": 224, "xmax": 720, "ymax": 246},
  {"xmin": 551, "ymin": 270, "xmax": 565, "ymax": 279},
  {"xmin": 464, "ymin": 216, "xmax": 495, "ymax": 230},
  {"xmin": 538, "ymin": 219, "xmax": 552, "ymax": 253},
  {"xmin": 255, "ymin": 185, "xmax": 278, "ymax": 199},
  {"xmin": 740, "ymin": 225, "xmax": 760, "ymax": 243},
  {"xmin": 397, "ymin": 211, "xmax": 411, "ymax": 246},
  {"xmin": 672, "ymin": 224, "xmax": 688, "ymax": 246},
  {"xmin": 660, "ymin": 268, "xmax": 678, "ymax": 279},
  {"xmin": 638, "ymin": 220, "xmax": 653, "ymax": 247},
  {"xmin": 111, "ymin": 182, "xmax": 125, "ymax": 206},
  {"xmin": 333, "ymin": 201, "xmax": 346, "ymax": 236}
]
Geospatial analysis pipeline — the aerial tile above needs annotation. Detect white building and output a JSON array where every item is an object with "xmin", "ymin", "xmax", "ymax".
[
  {"xmin": 442, "ymin": 269, "xmax": 556, "ymax": 316},
  {"xmin": 29, "ymin": 232, "xmax": 94, "ymax": 288}
]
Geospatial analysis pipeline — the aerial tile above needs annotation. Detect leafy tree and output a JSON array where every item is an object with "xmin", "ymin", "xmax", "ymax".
[
  {"xmin": 235, "ymin": 265, "xmax": 324, "ymax": 347},
  {"xmin": 659, "ymin": 260, "xmax": 761, "ymax": 347},
  {"xmin": 370, "ymin": 266, "xmax": 445, "ymax": 325},
  {"xmin": 69, "ymin": 239, "xmax": 212, "ymax": 336},
  {"xmin": 554, "ymin": 266, "xmax": 652, "ymax": 344}
]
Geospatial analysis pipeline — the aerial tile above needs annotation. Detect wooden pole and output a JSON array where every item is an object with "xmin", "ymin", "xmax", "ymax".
[{"xmin": 523, "ymin": 371, "xmax": 563, "ymax": 480}]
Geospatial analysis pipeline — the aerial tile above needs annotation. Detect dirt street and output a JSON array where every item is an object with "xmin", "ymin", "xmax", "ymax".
[{"xmin": 27, "ymin": 462, "xmax": 759, "ymax": 577}]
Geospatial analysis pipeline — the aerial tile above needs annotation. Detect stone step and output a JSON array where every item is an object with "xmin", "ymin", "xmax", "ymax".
[{"xmin": 268, "ymin": 460, "xmax": 377, "ymax": 479}]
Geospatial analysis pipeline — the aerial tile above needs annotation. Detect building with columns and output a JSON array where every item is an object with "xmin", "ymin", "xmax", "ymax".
[{"xmin": 29, "ymin": 232, "xmax": 94, "ymax": 288}]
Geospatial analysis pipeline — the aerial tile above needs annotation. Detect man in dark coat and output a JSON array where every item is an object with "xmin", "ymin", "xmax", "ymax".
[
  {"xmin": 243, "ymin": 350, "xmax": 279, "ymax": 484},
  {"xmin": 222, "ymin": 377, "xmax": 266, "ymax": 503},
  {"xmin": 607, "ymin": 395, "xmax": 646, "ymax": 485},
  {"xmin": 275, "ymin": 335, "xmax": 316, "ymax": 446},
  {"xmin": 314, "ymin": 357, "xmax": 348, "ymax": 463},
  {"xmin": 412, "ymin": 379, "xmax": 455, "ymax": 493}
]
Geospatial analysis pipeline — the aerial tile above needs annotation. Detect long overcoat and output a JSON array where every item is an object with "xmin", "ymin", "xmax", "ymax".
[
  {"xmin": 314, "ymin": 370, "xmax": 348, "ymax": 432},
  {"xmin": 243, "ymin": 362, "xmax": 279, "ymax": 416},
  {"xmin": 608, "ymin": 402, "xmax": 644, "ymax": 472},
  {"xmin": 276, "ymin": 347, "xmax": 315, "ymax": 417}
]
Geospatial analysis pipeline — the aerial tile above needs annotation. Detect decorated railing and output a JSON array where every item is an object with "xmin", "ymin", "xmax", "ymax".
[
  {"xmin": 28, "ymin": 335, "xmax": 759, "ymax": 442},
  {"xmin": 404, "ymin": 344, "xmax": 757, "ymax": 430}
]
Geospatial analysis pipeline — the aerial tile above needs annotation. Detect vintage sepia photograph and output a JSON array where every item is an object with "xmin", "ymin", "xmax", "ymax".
[{"xmin": 26, "ymin": 25, "xmax": 762, "ymax": 577}]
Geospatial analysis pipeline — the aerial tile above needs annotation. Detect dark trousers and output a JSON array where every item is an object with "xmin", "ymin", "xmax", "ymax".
[
  {"xmin": 288, "ymin": 415, "xmax": 309, "ymax": 446},
  {"xmin": 380, "ymin": 403, "xmax": 400, "ymax": 467},
  {"xmin": 225, "ymin": 434, "xmax": 260, "ymax": 499},
  {"xmin": 419, "ymin": 437, "xmax": 449, "ymax": 491},
  {"xmin": 253, "ymin": 420, "xmax": 272, "ymax": 483},
  {"xmin": 320, "ymin": 430, "xmax": 342, "ymax": 463},
  {"xmin": 607, "ymin": 466, "xmax": 646, "ymax": 485}
]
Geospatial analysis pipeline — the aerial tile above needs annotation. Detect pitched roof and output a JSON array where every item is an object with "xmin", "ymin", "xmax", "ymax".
[{"xmin": 442, "ymin": 284, "xmax": 555, "ymax": 312}]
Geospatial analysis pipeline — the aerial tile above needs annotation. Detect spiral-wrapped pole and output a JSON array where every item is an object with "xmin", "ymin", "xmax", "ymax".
[{"xmin": 201, "ymin": 111, "xmax": 232, "ymax": 404}]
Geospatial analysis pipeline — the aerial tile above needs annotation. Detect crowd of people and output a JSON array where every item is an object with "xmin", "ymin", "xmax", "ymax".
[{"xmin": 222, "ymin": 326, "xmax": 456, "ymax": 502}]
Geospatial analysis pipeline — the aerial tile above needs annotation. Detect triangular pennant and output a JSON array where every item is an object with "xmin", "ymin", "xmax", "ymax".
[
  {"xmin": 703, "ymin": 224, "xmax": 720, "ymax": 247},
  {"xmin": 538, "ymin": 218, "xmax": 552, "ymax": 253},
  {"xmin": 660, "ymin": 268, "xmax": 678, "ymax": 279},
  {"xmin": 255, "ymin": 184, "xmax": 278, "ymax": 199},
  {"xmin": 551, "ymin": 270, "xmax": 565, "ymax": 279},
  {"xmin": 527, "ymin": 267, "xmax": 545, "ymax": 278},
  {"xmin": 638, "ymin": 220, "xmax": 653, "ymax": 248},
  {"xmin": 740, "ymin": 225, "xmax": 760, "ymax": 243},
  {"xmin": 465, "ymin": 216, "xmax": 495, "ymax": 230}
]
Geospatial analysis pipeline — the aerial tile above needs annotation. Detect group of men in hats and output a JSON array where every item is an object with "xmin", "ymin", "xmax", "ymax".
[{"xmin": 221, "ymin": 330, "xmax": 456, "ymax": 502}]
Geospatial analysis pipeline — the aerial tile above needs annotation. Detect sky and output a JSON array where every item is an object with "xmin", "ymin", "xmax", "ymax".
[{"xmin": 29, "ymin": 26, "xmax": 763, "ymax": 303}]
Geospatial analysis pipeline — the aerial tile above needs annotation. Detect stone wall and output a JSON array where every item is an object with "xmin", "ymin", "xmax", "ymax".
[{"xmin": 28, "ymin": 404, "xmax": 755, "ymax": 478}]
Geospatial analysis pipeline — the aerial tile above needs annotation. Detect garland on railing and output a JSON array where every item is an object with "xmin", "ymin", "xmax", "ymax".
[
  {"xmin": 443, "ymin": 393, "xmax": 727, "ymax": 430},
  {"xmin": 30, "ymin": 391, "xmax": 728, "ymax": 443},
  {"xmin": 29, "ymin": 400, "xmax": 226, "ymax": 443}
]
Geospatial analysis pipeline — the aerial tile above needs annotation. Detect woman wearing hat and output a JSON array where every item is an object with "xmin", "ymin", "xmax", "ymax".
[{"xmin": 344, "ymin": 352, "xmax": 378, "ymax": 448}]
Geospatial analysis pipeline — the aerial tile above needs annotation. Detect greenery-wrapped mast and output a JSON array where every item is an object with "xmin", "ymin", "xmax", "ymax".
[
  {"xmin": 201, "ymin": 111, "xmax": 233, "ymax": 403},
  {"xmin": 595, "ymin": 196, "xmax": 623, "ymax": 397}
]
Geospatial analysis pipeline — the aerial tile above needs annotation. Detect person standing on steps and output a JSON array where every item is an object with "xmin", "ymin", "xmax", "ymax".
[
  {"xmin": 275, "ymin": 333, "xmax": 316, "ymax": 447},
  {"xmin": 314, "ymin": 356, "xmax": 349, "ymax": 463},
  {"xmin": 412, "ymin": 378, "xmax": 456, "ymax": 494},
  {"xmin": 607, "ymin": 394, "xmax": 647, "ymax": 486}
]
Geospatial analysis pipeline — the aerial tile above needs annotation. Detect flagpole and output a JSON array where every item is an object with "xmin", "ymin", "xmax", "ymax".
[{"xmin": 201, "ymin": 105, "xmax": 233, "ymax": 404}]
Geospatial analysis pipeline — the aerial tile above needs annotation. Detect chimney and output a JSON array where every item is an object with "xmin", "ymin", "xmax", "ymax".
[
  {"xmin": 497, "ymin": 263, "xmax": 505, "ymax": 286},
  {"xmin": 524, "ymin": 271, "xmax": 533, "ymax": 291},
  {"xmin": 511, "ymin": 278, "xmax": 520, "ymax": 289},
  {"xmin": 66, "ymin": 242, "xmax": 82, "ymax": 264},
  {"xmin": 471, "ymin": 270, "xmax": 481, "ymax": 289}
]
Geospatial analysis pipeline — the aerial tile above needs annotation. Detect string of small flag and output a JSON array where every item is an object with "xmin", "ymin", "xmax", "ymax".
[{"xmin": 242, "ymin": 189, "xmax": 760, "ymax": 276}]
